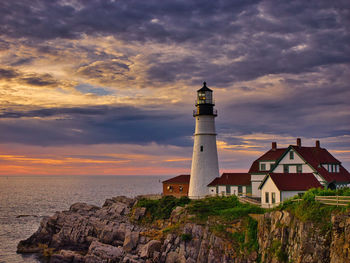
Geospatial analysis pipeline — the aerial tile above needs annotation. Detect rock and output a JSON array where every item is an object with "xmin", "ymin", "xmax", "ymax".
[
  {"xmin": 69, "ymin": 203, "xmax": 99, "ymax": 214},
  {"xmin": 166, "ymin": 251, "xmax": 186, "ymax": 263},
  {"xmin": 84, "ymin": 241, "xmax": 124, "ymax": 262},
  {"xmin": 139, "ymin": 240, "xmax": 161, "ymax": 258},
  {"xmin": 132, "ymin": 207, "xmax": 147, "ymax": 221},
  {"xmin": 123, "ymin": 231, "xmax": 140, "ymax": 252},
  {"xmin": 49, "ymin": 250, "xmax": 84, "ymax": 263},
  {"xmin": 103, "ymin": 196, "xmax": 135, "ymax": 208}
]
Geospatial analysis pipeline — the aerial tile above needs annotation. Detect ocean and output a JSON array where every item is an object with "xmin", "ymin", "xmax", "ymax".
[{"xmin": 0, "ymin": 175, "xmax": 170, "ymax": 263}]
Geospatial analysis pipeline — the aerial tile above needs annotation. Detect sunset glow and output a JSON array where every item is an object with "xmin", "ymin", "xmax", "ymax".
[{"xmin": 0, "ymin": 0, "xmax": 349, "ymax": 176}]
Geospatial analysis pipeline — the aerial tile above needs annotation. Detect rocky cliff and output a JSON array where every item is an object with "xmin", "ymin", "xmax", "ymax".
[{"xmin": 17, "ymin": 196, "xmax": 350, "ymax": 263}]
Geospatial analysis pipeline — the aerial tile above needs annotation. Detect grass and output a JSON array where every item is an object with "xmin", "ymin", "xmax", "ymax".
[
  {"xmin": 135, "ymin": 195, "xmax": 190, "ymax": 222},
  {"xmin": 186, "ymin": 195, "xmax": 265, "ymax": 223}
]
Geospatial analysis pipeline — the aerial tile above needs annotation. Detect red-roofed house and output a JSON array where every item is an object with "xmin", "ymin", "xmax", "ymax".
[
  {"xmin": 162, "ymin": 174, "xmax": 190, "ymax": 198},
  {"xmin": 249, "ymin": 142, "xmax": 287, "ymax": 197},
  {"xmin": 270, "ymin": 139, "xmax": 350, "ymax": 189},
  {"xmin": 259, "ymin": 173, "xmax": 323, "ymax": 208},
  {"xmin": 207, "ymin": 173, "xmax": 251, "ymax": 196}
]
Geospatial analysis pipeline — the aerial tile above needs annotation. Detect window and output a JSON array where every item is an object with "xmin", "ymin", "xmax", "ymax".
[
  {"xmin": 283, "ymin": 164, "xmax": 289, "ymax": 173},
  {"xmin": 272, "ymin": 192, "xmax": 276, "ymax": 204},
  {"xmin": 167, "ymin": 185, "xmax": 173, "ymax": 192},
  {"xmin": 269, "ymin": 163, "xmax": 274, "ymax": 171},
  {"xmin": 290, "ymin": 151, "xmax": 294, "ymax": 160},
  {"xmin": 265, "ymin": 192, "xmax": 269, "ymax": 203},
  {"xmin": 336, "ymin": 165, "xmax": 340, "ymax": 173},
  {"xmin": 200, "ymin": 145, "xmax": 203, "ymax": 152},
  {"xmin": 296, "ymin": 164, "xmax": 302, "ymax": 173},
  {"xmin": 238, "ymin": 186, "xmax": 243, "ymax": 194},
  {"xmin": 260, "ymin": 163, "xmax": 266, "ymax": 171},
  {"xmin": 226, "ymin": 185, "xmax": 231, "ymax": 194},
  {"xmin": 179, "ymin": 186, "xmax": 183, "ymax": 192}
]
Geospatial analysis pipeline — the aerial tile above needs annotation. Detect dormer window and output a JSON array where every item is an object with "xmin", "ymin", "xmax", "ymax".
[
  {"xmin": 260, "ymin": 163, "xmax": 266, "ymax": 171},
  {"xmin": 289, "ymin": 151, "xmax": 294, "ymax": 160},
  {"xmin": 322, "ymin": 164, "xmax": 340, "ymax": 173}
]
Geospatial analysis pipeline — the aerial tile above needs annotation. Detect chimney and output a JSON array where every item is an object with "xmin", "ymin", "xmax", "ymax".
[
  {"xmin": 316, "ymin": 140, "xmax": 320, "ymax": 148},
  {"xmin": 297, "ymin": 138, "xmax": 301, "ymax": 147},
  {"xmin": 272, "ymin": 142, "xmax": 277, "ymax": 151}
]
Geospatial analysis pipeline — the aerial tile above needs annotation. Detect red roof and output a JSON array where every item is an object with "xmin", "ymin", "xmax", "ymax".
[
  {"xmin": 162, "ymin": 174, "xmax": 190, "ymax": 184},
  {"xmin": 262, "ymin": 173, "xmax": 322, "ymax": 191},
  {"xmin": 292, "ymin": 146, "xmax": 350, "ymax": 183},
  {"xmin": 248, "ymin": 148, "xmax": 286, "ymax": 174},
  {"xmin": 208, "ymin": 173, "xmax": 251, "ymax": 186}
]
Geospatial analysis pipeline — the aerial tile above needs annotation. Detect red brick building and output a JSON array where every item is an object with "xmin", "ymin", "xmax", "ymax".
[{"xmin": 162, "ymin": 174, "xmax": 190, "ymax": 198}]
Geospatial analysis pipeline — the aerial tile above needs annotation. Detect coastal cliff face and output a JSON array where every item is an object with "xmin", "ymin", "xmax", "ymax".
[
  {"xmin": 17, "ymin": 196, "xmax": 350, "ymax": 263},
  {"xmin": 257, "ymin": 211, "xmax": 350, "ymax": 263}
]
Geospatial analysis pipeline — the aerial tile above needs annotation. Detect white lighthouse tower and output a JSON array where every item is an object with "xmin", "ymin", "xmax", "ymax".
[{"xmin": 189, "ymin": 82, "xmax": 220, "ymax": 198}]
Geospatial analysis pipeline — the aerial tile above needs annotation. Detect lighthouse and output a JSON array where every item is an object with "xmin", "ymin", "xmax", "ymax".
[{"xmin": 189, "ymin": 82, "xmax": 220, "ymax": 198}]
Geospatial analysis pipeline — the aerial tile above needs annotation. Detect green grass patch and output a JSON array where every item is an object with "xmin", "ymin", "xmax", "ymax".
[
  {"xmin": 136, "ymin": 195, "xmax": 190, "ymax": 221},
  {"xmin": 186, "ymin": 195, "xmax": 264, "ymax": 222}
]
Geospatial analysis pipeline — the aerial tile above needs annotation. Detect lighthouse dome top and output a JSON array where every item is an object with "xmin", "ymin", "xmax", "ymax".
[{"xmin": 197, "ymin": 82, "xmax": 212, "ymax": 92}]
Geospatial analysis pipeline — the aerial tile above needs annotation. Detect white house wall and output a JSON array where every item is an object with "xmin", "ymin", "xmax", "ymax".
[
  {"xmin": 218, "ymin": 185, "xmax": 226, "ymax": 195},
  {"xmin": 260, "ymin": 177, "xmax": 280, "ymax": 208},
  {"xmin": 208, "ymin": 185, "xmax": 247, "ymax": 196},
  {"xmin": 273, "ymin": 149, "xmax": 314, "ymax": 173},
  {"xmin": 209, "ymin": 186, "xmax": 216, "ymax": 195},
  {"xmin": 251, "ymin": 174, "xmax": 266, "ymax": 197}
]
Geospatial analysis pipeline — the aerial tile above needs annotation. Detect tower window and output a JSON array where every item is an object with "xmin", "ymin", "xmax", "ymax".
[{"xmin": 200, "ymin": 145, "xmax": 203, "ymax": 152}]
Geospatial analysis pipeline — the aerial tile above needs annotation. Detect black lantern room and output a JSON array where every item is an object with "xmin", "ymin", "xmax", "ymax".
[{"xmin": 194, "ymin": 82, "xmax": 217, "ymax": 116}]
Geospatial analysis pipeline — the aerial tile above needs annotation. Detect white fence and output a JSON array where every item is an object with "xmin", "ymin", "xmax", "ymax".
[{"xmin": 315, "ymin": 196, "xmax": 350, "ymax": 206}]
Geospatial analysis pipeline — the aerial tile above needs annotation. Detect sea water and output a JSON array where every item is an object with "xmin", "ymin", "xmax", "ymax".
[{"xmin": 0, "ymin": 175, "xmax": 169, "ymax": 263}]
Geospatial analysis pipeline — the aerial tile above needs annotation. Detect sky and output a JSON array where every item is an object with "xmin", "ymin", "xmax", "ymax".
[{"xmin": 0, "ymin": 0, "xmax": 349, "ymax": 176}]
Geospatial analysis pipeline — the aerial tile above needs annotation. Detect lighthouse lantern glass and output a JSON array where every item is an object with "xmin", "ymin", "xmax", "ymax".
[{"xmin": 197, "ymin": 90, "xmax": 212, "ymax": 104}]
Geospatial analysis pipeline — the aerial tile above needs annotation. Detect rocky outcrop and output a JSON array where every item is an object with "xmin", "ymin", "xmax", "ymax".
[
  {"xmin": 17, "ymin": 196, "xmax": 350, "ymax": 263},
  {"xmin": 257, "ymin": 210, "xmax": 350, "ymax": 263}
]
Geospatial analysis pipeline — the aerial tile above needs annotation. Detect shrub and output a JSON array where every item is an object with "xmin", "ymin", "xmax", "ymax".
[{"xmin": 180, "ymin": 233, "xmax": 192, "ymax": 242}]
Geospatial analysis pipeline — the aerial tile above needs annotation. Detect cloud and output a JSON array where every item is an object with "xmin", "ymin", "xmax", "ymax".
[
  {"xmin": 0, "ymin": 105, "xmax": 193, "ymax": 146},
  {"xmin": 0, "ymin": 0, "xmax": 349, "ymax": 173}
]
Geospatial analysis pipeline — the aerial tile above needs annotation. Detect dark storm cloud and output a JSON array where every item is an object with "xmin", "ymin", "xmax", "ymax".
[
  {"xmin": 2, "ymin": 0, "xmax": 349, "ymax": 84},
  {"xmin": 219, "ymin": 66, "xmax": 350, "ymax": 138},
  {"xmin": 0, "ymin": 105, "xmax": 193, "ymax": 146}
]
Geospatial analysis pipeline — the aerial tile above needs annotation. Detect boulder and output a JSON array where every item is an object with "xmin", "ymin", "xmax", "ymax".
[
  {"xmin": 69, "ymin": 203, "xmax": 99, "ymax": 214},
  {"xmin": 166, "ymin": 251, "xmax": 186, "ymax": 263},
  {"xmin": 132, "ymin": 207, "xmax": 147, "ymax": 221},
  {"xmin": 123, "ymin": 231, "xmax": 140, "ymax": 252},
  {"xmin": 49, "ymin": 250, "xmax": 84, "ymax": 263},
  {"xmin": 84, "ymin": 241, "xmax": 124, "ymax": 262},
  {"xmin": 139, "ymin": 240, "xmax": 161, "ymax": 258}
]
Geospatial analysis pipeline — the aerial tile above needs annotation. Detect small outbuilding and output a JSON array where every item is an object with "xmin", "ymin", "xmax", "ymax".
[
  {"xmin": 259, "ymin": 173, "xmax": 322, "ymax": 208},
  {"xmin": 208, "ymin": 173, "xmax": 252, "ymax": 196},
  {"xmin": 162, "ymin": 174, "xmax": 190, "ymax": 198}
]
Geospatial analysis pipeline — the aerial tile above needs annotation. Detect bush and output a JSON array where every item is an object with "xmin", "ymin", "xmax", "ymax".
[{"xmin": 180, "ymin": 233, "xmax": 192, "ymax": 242}]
